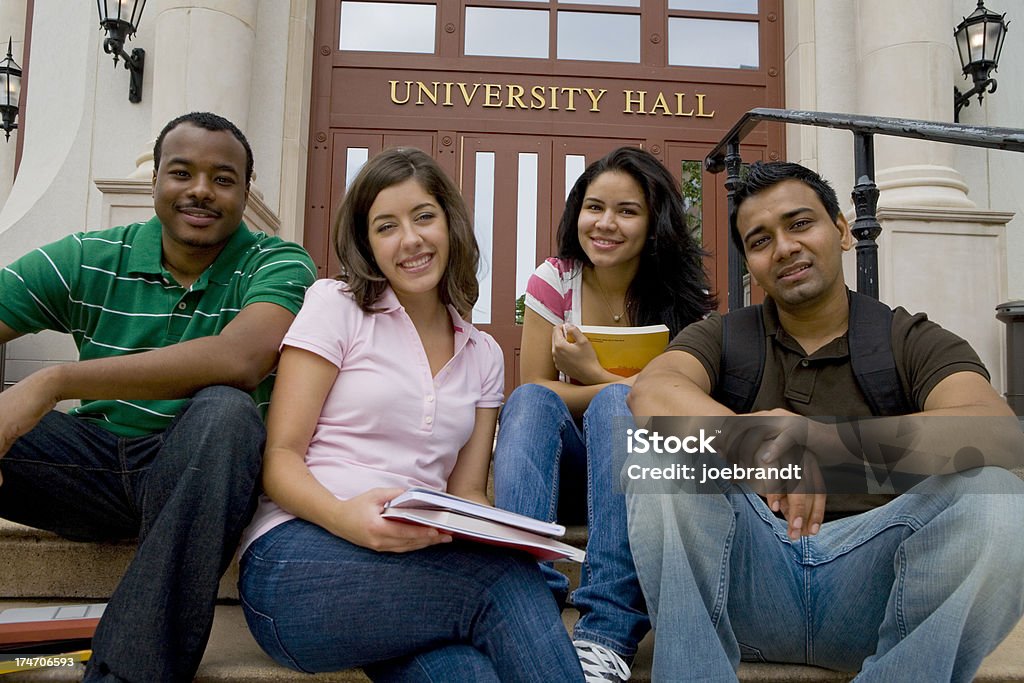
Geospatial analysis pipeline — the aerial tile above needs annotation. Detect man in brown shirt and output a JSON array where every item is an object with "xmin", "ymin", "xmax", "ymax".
[{"xmin": 625, "ymin": 161, "xmax": 1024, "ymax": 681}]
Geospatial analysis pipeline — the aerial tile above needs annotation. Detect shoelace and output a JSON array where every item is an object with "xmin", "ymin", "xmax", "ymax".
[{"xmin": 573, "ymin": 640, "xmax": 631, "ymax": 682}]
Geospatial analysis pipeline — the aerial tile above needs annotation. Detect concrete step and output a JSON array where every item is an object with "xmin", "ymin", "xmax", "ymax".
[
  {"xmin": 0, "ymin": 521, "xmax": 238, "ymax": 600},
  {"xmin": 3, "ymin": 601, "xmax": 1024, "ymax": 682},
  {"xmin": 5, "ymin": 523, "xmax": 1024, "ymax": 682}
]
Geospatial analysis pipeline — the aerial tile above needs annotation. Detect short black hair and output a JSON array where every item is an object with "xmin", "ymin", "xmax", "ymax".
[
  {"xmin": 729, "ymin": 161, "xmax": 842, "ymax": 254},
  {"xmin": 153, "ymin": 112, "xmax": 254, "ymax": 185}
]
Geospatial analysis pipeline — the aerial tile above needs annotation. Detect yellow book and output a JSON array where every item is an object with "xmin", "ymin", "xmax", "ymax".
[{"xmin": 577, "ymin": 324, "xmax": 670, "ymax": 377}]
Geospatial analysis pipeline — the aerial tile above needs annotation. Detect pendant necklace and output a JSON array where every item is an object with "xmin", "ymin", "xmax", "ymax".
[{"xmin": 593, "ymin": 274, "xmax": 625, "ymax": 323}]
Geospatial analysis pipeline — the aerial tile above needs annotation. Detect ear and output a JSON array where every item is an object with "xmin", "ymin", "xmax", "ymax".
[
  {"xmin": 151, "ymin": 170, "xmax": 157, "ymax": 197},
  {"xmin": 835, "ymin": 214, "xmax": 854, "ymax": 251}
]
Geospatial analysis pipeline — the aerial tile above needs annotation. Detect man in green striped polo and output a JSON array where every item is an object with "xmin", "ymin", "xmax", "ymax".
[{"xmin": 0, "ymin": 112, "xmax": 316, "ymax": 682}]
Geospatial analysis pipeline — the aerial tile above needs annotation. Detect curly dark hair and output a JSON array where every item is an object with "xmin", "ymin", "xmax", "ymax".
[
  {"xmin": 557, "ymin": 146, "xmax": 716, "ymax": 336},
  {"xmin": 332, "ymin": 148, "xmax": 479, "ymax": 317}
]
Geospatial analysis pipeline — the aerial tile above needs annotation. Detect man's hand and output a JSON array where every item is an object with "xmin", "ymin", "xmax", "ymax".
[
  {"xmin": 0, "ymin": 367, "xmax": 61, "ymax": 478},
  {"xmin": 734, "ymin": 409, "xmax": 835, "ymax": 539}
]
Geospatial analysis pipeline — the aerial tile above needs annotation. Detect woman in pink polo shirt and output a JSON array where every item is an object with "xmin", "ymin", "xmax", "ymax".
[{"xmin": 237, "ymin": 148, "xmax": 583, "ymax": 681}]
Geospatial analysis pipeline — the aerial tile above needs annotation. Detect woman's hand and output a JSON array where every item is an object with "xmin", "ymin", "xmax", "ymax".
[
  {"xmin": 552, "ymin": 324, "xmax": 617, "ymax": 385},
  {"xmin": 328, "ymin": 488, "xmax": 453, "ymax": 553}
]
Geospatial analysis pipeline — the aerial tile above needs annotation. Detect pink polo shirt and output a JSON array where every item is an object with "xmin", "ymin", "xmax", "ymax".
[{"xmin": 240, "ymin": 279, "xmax": 505, "ymax": 551}]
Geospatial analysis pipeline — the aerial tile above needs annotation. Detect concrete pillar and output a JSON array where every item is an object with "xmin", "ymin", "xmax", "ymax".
[
  {"xmin": 856, "ymin": 0, "xmax": 973, "ymax": 208},
  {"xmin": 130, "ymin": 0, "xmax": 258, "ymax": 178},
  {"xmin": 0, "ymin": 0, "xmax": 26, "ymax": 208}
]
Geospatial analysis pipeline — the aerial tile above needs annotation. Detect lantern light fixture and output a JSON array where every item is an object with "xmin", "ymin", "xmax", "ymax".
[
  {"xmin": 96, "ymin": 0, "xmax": 147, "ymax": 103},
  {"xmin": 954, "ymin": 0, "xmax": 1010, "ymax": 122}
]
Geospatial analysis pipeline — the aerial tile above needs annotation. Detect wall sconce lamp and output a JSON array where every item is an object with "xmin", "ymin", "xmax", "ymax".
[
  {"xmin": 97, "ymin": 0, "xmax": 147, "ymax": 103},
  {"xmin": 954, "ymin": 0, "xmax": 1010, "ymax": 122},
  {"xmin": 0, "ymin": 38, "xmax": 21, "ymax": 141}
]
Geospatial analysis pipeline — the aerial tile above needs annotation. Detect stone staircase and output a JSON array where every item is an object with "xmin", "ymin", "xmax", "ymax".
[{"xmin": 2, "ymin": 519, "xmax": 1024, "ymax": 682}]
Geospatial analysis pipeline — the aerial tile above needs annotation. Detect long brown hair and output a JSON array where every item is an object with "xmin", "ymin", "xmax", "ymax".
[{"xmin": 333, "ymin": 148, "xmax": 479, "ymax": 317}]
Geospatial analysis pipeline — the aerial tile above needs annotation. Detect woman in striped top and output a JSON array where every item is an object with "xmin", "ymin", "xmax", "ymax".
[{"xmin": 493, "ymin": 146, "xmax": 716, "ymax": 682}]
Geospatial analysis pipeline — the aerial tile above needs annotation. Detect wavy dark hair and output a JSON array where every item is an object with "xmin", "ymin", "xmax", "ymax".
[
  {"xmin": 557, "ymin": 146, "xmax": 715, "ymax": 336},
  {"xmin": 728, "ymin": 161, "xmax": 841, "ymax": 254},
  {"xmin": 333, "ymin": 148, "xmax": 479, "ymax": 317}
]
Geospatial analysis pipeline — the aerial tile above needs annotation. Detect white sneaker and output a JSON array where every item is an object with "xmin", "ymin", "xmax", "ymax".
[{"xmin": 573, "ymin": 639, "xmax": 631, "ymax": 682}]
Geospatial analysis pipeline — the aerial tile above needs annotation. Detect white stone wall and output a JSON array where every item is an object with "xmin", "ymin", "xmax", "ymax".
[{"xmin": 0, "ymin": 0, "xmax": 312, "ymax": 380}]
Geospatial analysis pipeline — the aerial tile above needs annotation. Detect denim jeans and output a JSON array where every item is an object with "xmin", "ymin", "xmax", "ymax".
[
  {"xmin": 238, "ymin": 518, "xmax": 584, "ymax": 682},
  {"xmin": 0, "ymin": 386, "xmax": 264, "ymax": 683},
  {"xmin": 493, "ymin": 383, "xmax": 648, "ymax": 658},
  {"xmin": 625, "ymin": 458, "xmax": 1024, "ymax": 682}
]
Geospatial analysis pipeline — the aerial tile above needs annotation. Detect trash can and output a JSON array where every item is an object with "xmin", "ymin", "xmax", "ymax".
[{"xmin": 996, "ymin": 300, "xmax": 1024, "ymax": 417}]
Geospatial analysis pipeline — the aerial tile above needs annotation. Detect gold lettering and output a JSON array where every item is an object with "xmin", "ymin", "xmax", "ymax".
[
  {"xmin": 389, "ymin": 80, "xmax": 412, "ymax": 105},
  {"xmin": 415, "ymin": 81, "xmax": 440, "ymax": 106},
  {"xmin": 442, "ymin": 82, "xmax": 454, "ymax": 107},
  {"xmin": 507, "ymin": 84, "xmax": 527, "ymax": 109},
  {"xmin": 584, "ymin": 88, "xmax": 606, "ymax": 112},
  {"xmin": 696, "ymin": 93, "xmax": 715, "ymax": 118},
  {"xmin": 674, "ymin": 92, "xmax": 694, "ymax": 117},
  {"xmin": 649, "ymin": 92, "xmax": 672, "ymax": 116},
  {"xmin": 484, "ymin": 84, "xmax": 503, "ymax": 108},
  {"xmin": 458, "ymin": 83, "xmax": 482, "ymax": 106},
  {"xmin": 561, "ymin": 87, "xmax": 581, "ymax": 111},
  {"xmin": 623, "ymin": 90, "xmax": 646, "ymax": 114},
  {"xmin": 530, "ymin": 85, "xmax": 547, "ymax": 110},
  {"xmin": 548, "ymin": 86, "xmax": 559, "ymax": 110}
]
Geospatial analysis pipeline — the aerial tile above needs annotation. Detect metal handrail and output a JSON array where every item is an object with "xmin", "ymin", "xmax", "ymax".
[{"xmin": 704, "ymin": 108, "xmax": 1024, "ymax": 309}]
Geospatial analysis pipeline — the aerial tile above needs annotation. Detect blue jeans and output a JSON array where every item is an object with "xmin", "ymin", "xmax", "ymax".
[
  {"xmin": 625, "ymin": 459, "xmax": 1024, "ymax": 682},
  {"xmin": 238, "ymin": 518, "xmax": 584, "ymax": 682},
  {"xmin": 0, "ymin": 386, "xmax": 264, "ymax": 683},
  {"xmin": 493, "ymin": 383, "xmax": 648, "ymax": 658}
]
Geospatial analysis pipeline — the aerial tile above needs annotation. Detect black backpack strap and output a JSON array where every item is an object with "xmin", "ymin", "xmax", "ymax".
[
  {"xmin": 715, "ymin": 305, "xmax": 765, "ymax": 414},
  {"xmin": 848, "ymin": 291, "xmax": 915, "ymax": 416}
]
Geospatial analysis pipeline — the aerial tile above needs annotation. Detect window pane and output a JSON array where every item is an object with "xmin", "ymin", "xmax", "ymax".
[
  {"xmin": 668, "ymin": 18, "xmax": 758, "ymax": 69},
  {"xmin": 339, "ymin": 2, "xmax": 436, "ymax": 53},
  {"xmin": 516, "ymin": 153, "xmax": 539, "ymax": 308},
  {"xmin": 560, "ymin": 0, "xmax": 639, "ymax": 6},
  {"xmin": 558, "ymin": 12, "xmax": 639, "ymax": 62},
  {"xmin": 345, "ymin": 148, "xmax": 369, "ymax": 189},
  {"xmin": 465, "ymin": 8, "xmax": 548, "ymax": 59},
  {"xmin": 679, "ymin": 160, "xmax": 703, "ymax": 243},
  {"xmin": 473, "ymin": 152, "xmax": 495, "ymax": 325},
  {"xmin": 669, "ymin": 0, "xmax": 757, "ymax": 13},
  {"xmin": 565, "ymin": 155, "xmax": 586, "ymax": 200}
]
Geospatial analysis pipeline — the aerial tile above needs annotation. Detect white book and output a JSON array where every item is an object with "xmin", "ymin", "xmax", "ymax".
[
  {"xmin": 381, "ymin": 508, "xmax": 585, "ymax": 563},
  {"xmin": 385, "ymin": 487, "xmax": 565, "ymax": 537}
]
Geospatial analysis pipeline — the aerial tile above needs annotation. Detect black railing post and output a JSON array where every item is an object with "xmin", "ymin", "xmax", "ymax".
[
  {"xmin": 724, "ymin": 140, "xmax": 744, "ymax": 311},
  {"xmin": 850, "ymin": 132, "xmax": 881, "ymax": 300}
]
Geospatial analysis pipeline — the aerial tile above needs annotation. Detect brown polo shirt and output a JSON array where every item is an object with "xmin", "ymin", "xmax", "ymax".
[{"xmin": 666, "ymin": 294, "xmax": 989, "ymax": 513}]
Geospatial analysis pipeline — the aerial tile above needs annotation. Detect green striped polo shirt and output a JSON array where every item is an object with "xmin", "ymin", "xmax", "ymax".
[{"xmin": 0, "ymin": 216, "xmax": 317, "ymax": 437}]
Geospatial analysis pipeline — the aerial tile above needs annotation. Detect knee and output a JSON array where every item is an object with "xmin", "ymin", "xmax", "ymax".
[
  {"xmin": 500, "ymin": 384, "xmax": 567, "ymax": 425},
  {"xmin": 586, "ymin": 384, "xmax": 631, "ymax": 418},
  {"xmin": 190, "ymin": 386, "xmax": 263, "ymax": 430},
  {"xmin": 945, "ymin": 468, "xmax": 1024, "ymax": 562}
]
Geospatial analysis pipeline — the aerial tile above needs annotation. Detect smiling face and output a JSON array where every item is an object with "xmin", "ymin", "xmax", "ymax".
[
  {"xmin": 576, "ymin": 170, "xmax": 649, "ymax": 271},
  {"xmin": 367, "ymin": 177, "xmax": 450, "ymax": 304},
  {"xmin": 738, "ymin": 179, "xmax": 853, "ymax": 311},
  {"xmin": 153, "ymin": 123, "xmax": 249, "ymax": 255}
]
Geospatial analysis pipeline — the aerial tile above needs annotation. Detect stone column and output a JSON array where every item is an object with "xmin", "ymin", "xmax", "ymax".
[
  {"xmin": 854, "ymin": 0, "xmax": 1011, "ymax": 393},
  {"xmin": 130, "ymin": 0, "xmax": 258, "ymax": 178},
  {"xmin": 856, "ymin": 0, "xmax": 973, "ymax": 208}
]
